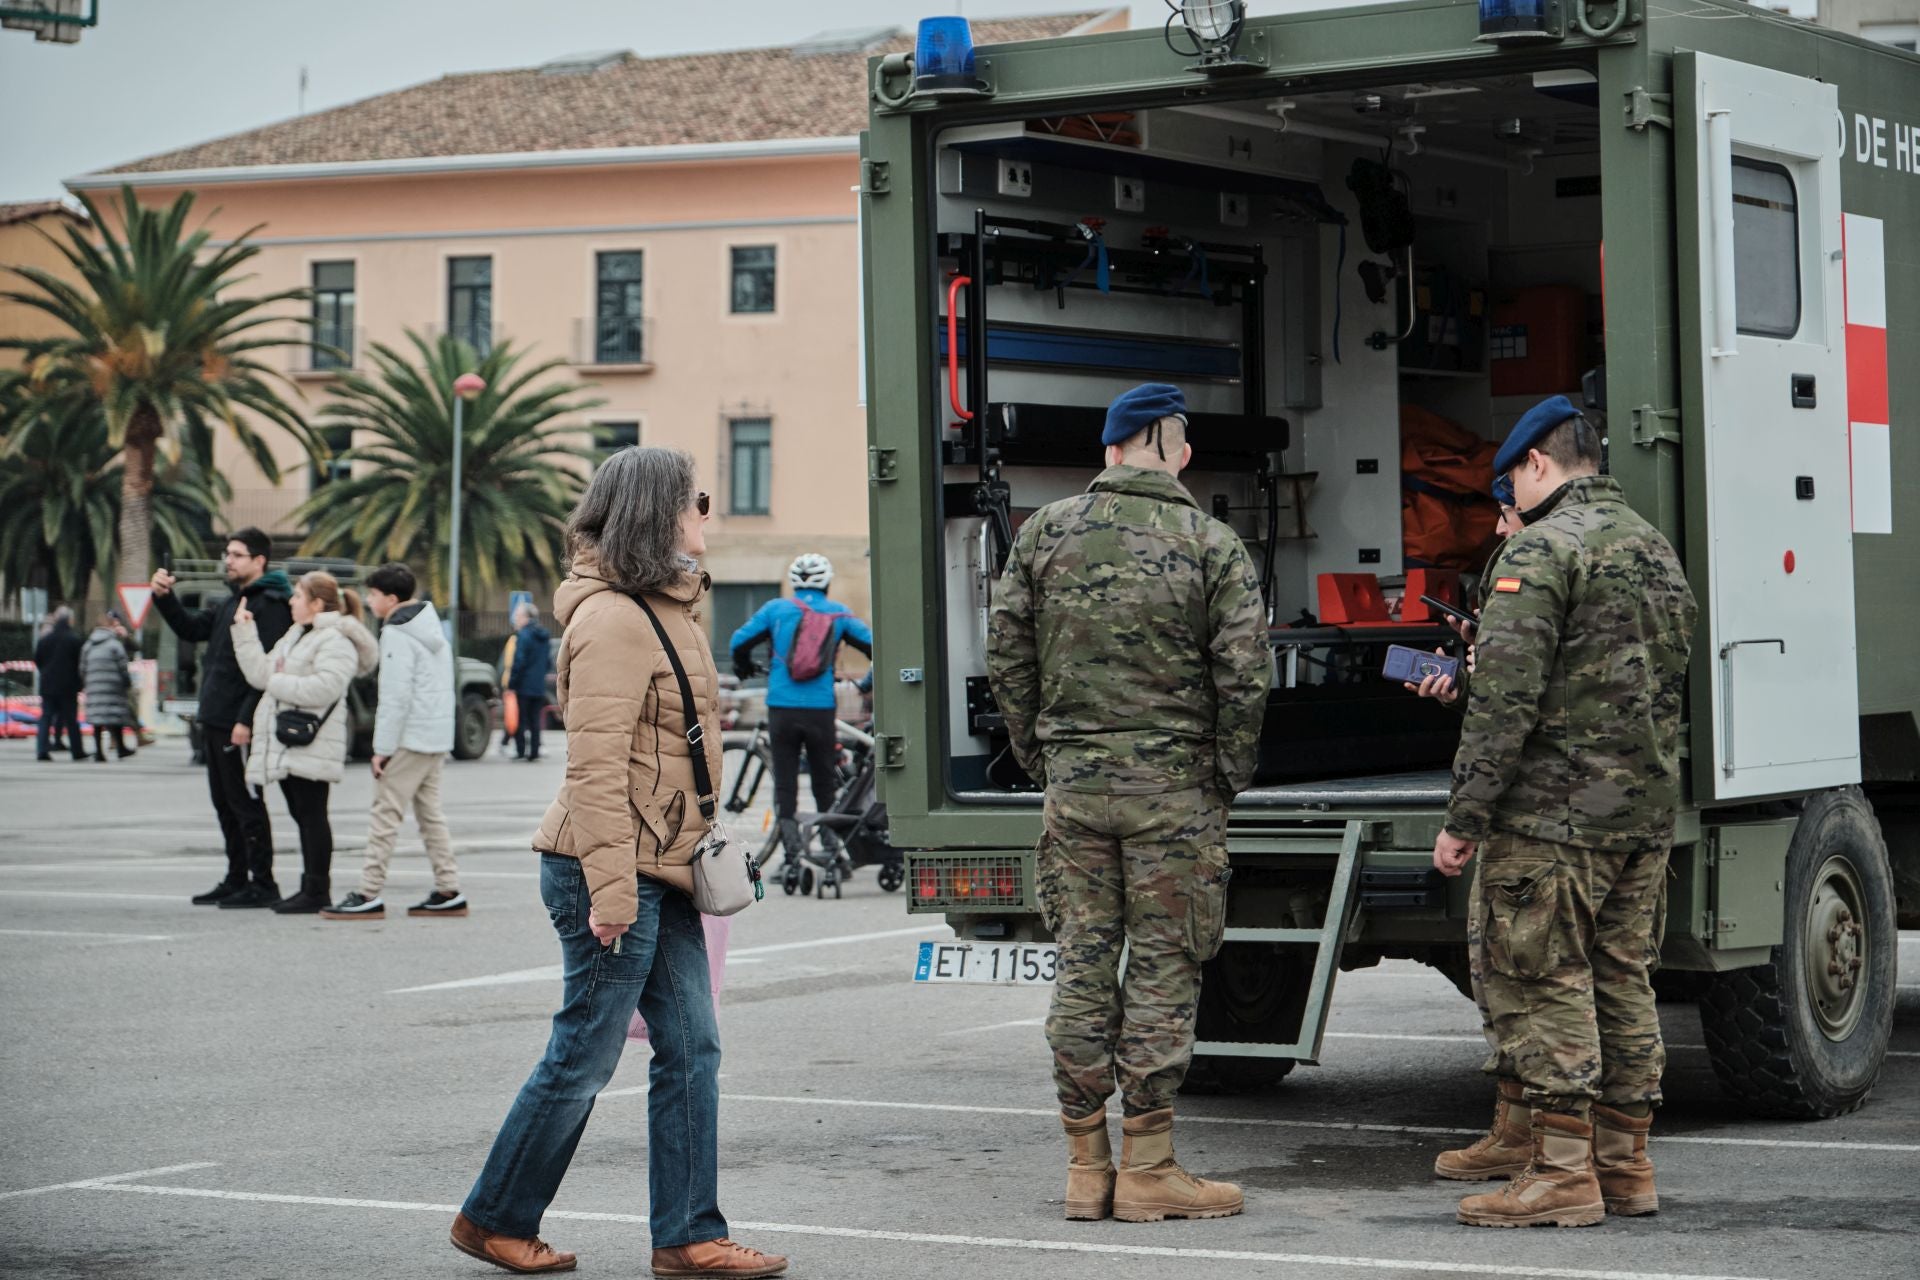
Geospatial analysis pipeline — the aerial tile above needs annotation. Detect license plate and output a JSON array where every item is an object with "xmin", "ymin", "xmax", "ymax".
[{"xmin": 913, "ymin": 940, "xmax": 1058, "ymax": 985}]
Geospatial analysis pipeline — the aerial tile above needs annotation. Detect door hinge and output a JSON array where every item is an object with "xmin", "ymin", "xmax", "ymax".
[
  {"xmin": 874, "ymin": 733, "xmax": 908, "ymax": 769},
  {"xmin": 868, "ymin": 445, "xmax": 899, "ymax": 484},
  {"xmin": 1624, "ymin": 87, "xmax": 1673, "ymax": 132},
  {"xmin": 1630, "ymin": 404, "xmax": 1681, "ymax": 448},
  {"xmin": 861, "ymin": 159, "xmax": 892, "ymax": 195}
]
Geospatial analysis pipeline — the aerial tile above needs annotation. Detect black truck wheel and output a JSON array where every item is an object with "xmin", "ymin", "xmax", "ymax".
[
  {"xmin": 451, "ymin": 691, "xmax": 492, "ymax": 761},
  {"xmin": 1697, "ymin": 787, "xmax": 1896, "ymax": 1119},
  {"xmin": 1181, "ymin": 942, "xmax": 1303, "ymax": 1094}
]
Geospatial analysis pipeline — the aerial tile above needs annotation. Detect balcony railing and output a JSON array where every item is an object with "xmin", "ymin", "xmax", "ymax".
[
  {"xmin": 223, "ymin": 487, "xmax": 312, "ymax": 538},
  {"xmin": 572, "ymin": 316, "xmax": 652, "ymax": 367}
]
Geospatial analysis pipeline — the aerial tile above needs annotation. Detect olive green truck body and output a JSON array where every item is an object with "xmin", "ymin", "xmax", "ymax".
[{"xmin": 861, "ymin": 1, "xmax": 1918, "ymax": 1115}]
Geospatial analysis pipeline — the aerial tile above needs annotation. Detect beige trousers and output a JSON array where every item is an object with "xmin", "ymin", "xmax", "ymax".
[{"xmin": 357, "ymin": 749, "xmax": 458, "ymax": 897}]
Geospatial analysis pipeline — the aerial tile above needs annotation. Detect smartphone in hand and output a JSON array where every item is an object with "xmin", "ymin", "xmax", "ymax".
[{"xmin": 1383, "ymin": 644, "xmax": 1460, "ymax": 685}]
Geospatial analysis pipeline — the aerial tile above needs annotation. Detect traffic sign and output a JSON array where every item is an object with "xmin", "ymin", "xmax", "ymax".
[{"xmin": 117, "ymin": 583, "xmax": 154, "ymax": 628}]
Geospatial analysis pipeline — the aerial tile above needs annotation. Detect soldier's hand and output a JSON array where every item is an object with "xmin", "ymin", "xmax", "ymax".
[
  {"xmin": 1404, "ymin": 649, "xmax": 1458, "ymax": 705},
  {"xmin": 1433, "ymin": 831, "xmax": 1477, "ymax": 877},
  {"xmin": 1444, "ymin": 612, "xmax": 1477, "ymax": 641},
  {"xmin": 151, "ymin": 568, "xmax": 176, "ymax": 597}
]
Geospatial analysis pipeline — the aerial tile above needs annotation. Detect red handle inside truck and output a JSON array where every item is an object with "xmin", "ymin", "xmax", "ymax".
[{"xmin": 947, "ymin": 274, "xmax": 974, "ymax": 422}]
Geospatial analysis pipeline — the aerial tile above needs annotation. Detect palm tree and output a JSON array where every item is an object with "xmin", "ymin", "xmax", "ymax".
[
  {"xmin": 0, "ymin": 185, "xmax": 317, "ymax": 584},
  {"xmin": 292, "ymin": 331, "xmax": 600, "ymax": 609},
  {"xmin": 0, "ymin": 385, "xmax": 230, "ymax": 606}
]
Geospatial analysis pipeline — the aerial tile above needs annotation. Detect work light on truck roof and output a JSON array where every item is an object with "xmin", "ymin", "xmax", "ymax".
[{"xmin": 1164, "ymin": 0, "xmax": 1262, "ymax": 76}]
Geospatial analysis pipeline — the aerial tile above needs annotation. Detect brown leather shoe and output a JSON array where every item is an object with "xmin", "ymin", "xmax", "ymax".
[
  {"xmin": 449, "ymin": 1212, "xmax": 577, "ymax": 1273},
  {"xmin": 651, "ymin": 1237, "xmax": 789, "ymax": 1278},
  {"xmin": 1435, "ymin": 1079, "xmax": 1531, "ymax": 1181},
  {"xmin": 1592, "ymin": 1103, "xmax": 1659, "ymax": 1216}
]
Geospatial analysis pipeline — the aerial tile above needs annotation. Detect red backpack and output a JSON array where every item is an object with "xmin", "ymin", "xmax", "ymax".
[{"xmin": 784, "ymin": 600, "xmax": 839, "ymax": 682}]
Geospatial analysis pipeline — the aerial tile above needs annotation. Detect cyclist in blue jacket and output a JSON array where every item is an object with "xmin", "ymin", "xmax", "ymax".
[{"xmin": 729, "ymin": 554, "xmax": 873, "ymax": 847}]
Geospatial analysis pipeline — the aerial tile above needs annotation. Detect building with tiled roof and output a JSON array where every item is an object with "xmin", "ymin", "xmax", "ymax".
[{"xmin": 62, "ymin": 12, "xmax": 1125, "ymax": 636}]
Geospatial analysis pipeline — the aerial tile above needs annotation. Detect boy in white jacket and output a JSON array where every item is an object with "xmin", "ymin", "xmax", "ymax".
[{"xmin": 322, "ymin": 562, "xmax": 467, "ymax": 920}]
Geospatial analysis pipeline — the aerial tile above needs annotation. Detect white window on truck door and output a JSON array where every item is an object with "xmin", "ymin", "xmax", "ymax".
[{"xmin": 1731, "ymin": 159, "xmax": 1799, "ymax": 338}]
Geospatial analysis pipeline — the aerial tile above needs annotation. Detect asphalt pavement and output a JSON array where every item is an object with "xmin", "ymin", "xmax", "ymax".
[{"xmin": 2, "ymin": 735, "xmax": 1917, "ymax": 1280}]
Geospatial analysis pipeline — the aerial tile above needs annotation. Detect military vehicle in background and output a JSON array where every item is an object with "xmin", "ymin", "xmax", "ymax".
[{"xmin": 860, "ymin": 1, "xmax": 1918, "ymax": 1118}]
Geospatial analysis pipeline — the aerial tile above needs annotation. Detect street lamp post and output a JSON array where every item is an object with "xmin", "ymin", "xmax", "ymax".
[{"xmin": 448, "ymin": 371, "xmax": 487, "ymax": 649}]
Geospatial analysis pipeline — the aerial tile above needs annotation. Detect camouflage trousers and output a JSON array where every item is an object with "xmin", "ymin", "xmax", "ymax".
[
  {"xmin": 1035, "ymin": 786, "xmax": 1230, "ymax": 1119},
  {"xmin": 1471, "ymin": 830, "xmax": 1669, "ymax": 1110}
]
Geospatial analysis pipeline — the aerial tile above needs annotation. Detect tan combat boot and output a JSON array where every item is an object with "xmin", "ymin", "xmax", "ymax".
[
  {"xmin": 1062, "ymin": 1108, "xmax": 1115, "ymax": 1220},
  {"xmin": 1592, "ymin": 1104, "xmax": 1658, "ymax": 1216},
  {"xmin": 1455, "ymin": 1110, "xmax": 1605, "ymax": 1229},
  {"xmin": 1111, "ymin": 1108, "xmax": 1244, "ymax": 1222},
  {"xmin": 1434, "ymin": 1079, "xmax": 1531, "ymax": 1181}
]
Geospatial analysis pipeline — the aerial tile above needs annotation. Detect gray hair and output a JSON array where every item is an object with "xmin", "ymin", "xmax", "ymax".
[
  {"xmin": 514, "ymin": 601, "xmax": 539, "ymax": 625},
  {"xmin": 566, "ymin": 446, "xmax": 697, "ymax": 595},
  {"xmin": 50, "ymin": 605, "xmax": 73, "ymax": 626}
]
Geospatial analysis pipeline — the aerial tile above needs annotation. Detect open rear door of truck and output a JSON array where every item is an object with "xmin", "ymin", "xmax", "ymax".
[{"xmin": 1677, "ymin": 51, "xmax": 1860, "ymax": 802}]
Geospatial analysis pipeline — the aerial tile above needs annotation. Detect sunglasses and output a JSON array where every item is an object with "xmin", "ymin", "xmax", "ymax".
[{"xmin": 695, "ymin": 491, "xmax": 710, "ymax": 516}]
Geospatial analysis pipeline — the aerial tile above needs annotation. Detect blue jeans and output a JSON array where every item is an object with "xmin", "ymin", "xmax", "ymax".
[{"xmin": 462, "ymin": 856, "xmax": 726, "ymax": 1247}]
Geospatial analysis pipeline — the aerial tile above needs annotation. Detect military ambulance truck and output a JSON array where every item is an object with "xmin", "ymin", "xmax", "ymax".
[{"xmin": 859, "ymin": 1, "xmax": 1918, "ymax": 1118}]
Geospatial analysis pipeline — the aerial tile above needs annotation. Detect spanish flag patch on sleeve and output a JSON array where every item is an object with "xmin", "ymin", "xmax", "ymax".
[{"xmin": 1493, "ymin": 577, "xmax": 1523, "ymax": 594}]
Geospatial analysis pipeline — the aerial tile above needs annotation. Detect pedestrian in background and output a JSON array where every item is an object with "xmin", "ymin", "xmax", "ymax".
[
  {"xmin": 728, "ymin": 553, "xmax": 872, "ymax": 858},
  {"xmin": 33, "ymin": 605, "xmax": 86, "ymax": 762},
  {"xmin": 81, "ymin": 612, "xmax": 136, "ymax": 761},
  {"xmin": 507, "ymin": 601, "xmax": 552, "ymax": 762},
  {"xmin": 496, "ymin": 626, "xmax": 519, "ymax": 757},
  {"xmin": 987, "ymin": 383, "xmax": 1272, "ymax": 1224},
  {"xmin": 1434, "ymin": 396, "xmax": 1696, "ymax": 1228},
  {"xmin": 233, "ymin": 571, "xmax": 380, "ymax": 915},
  {"xmin": 453, "ymin": 447, "xmax": 787, "ymax": 1279},
  {"xmin": 321, "ymin": 562, "xmax": 465, "ymax": 921},
  {"xmin": 152, "ymin": 528, "xmax": 295, "ymax": 908}
]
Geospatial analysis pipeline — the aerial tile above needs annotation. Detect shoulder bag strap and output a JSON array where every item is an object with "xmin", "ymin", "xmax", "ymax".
[{"xmin": 628, "ymin": 592, "xmax": 717, "ymax": 825}]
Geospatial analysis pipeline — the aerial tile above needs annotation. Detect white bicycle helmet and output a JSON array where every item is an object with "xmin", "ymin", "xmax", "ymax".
[{"xmin": 789, "ymin": 553, "xmax": 834, "ymax": 591}]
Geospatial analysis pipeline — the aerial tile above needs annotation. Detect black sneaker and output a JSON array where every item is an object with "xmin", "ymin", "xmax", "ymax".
[
  {"xmin": 271, "ymin": 888, "xmax": 328, "ymax": 915},
  {"xmin": 218, "ymin": 883, "xmax": 281, "ymax": 909},
  {"xmin": 320, "ymin": 892, "xmax": 385, "ymax": 920},
  {"xmin": 192, "ymin": 879, "xmax": 247, "ymax": 906},
  {"xmin": 408, "ymin": 891, "xmax": 469, "ymax": 918}
]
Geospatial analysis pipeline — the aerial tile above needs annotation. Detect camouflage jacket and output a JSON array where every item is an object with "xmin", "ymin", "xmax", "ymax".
[
  {"xmin": 1445, "ymin": 475, "xmax": 1698, "ymax": 852},
  {"xmin": 986, "ymin": 465, "xmax": 1272, "ymax": 797}
]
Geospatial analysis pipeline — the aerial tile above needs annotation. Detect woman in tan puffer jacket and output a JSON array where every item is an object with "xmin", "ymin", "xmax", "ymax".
[{"xmin": 456, "ymin": 447, "xmax": 787, "ymax": 1280}]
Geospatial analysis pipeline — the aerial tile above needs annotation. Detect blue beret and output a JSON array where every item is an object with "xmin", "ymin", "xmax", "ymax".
[
  {"xmin": 1103, "ymin": 383, "xmax": 1187, "ymax": 447},
  {"xmin": 1492, "ymin": 473, "xmax": 1514, "ymax": 506},
  {"xmin": 1492, "ymin": 395, "xmax": 1580, "ymax": 478}
]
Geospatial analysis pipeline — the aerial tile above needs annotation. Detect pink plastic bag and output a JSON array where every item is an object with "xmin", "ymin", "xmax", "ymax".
[{"xmin": 626, "ymin": 913, "xmax": 730, "ymax": 1041}]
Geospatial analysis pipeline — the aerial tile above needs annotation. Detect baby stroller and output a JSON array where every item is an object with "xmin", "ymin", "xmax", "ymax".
[{"xmin": 755, "ymin": 723, "xmax": 904, "ymax": 899}]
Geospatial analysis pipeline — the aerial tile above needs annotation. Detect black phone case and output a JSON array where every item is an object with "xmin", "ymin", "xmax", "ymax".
[{"xmin": 1384, "ymin": 644, "xmax": 1460, "ymax": 684}]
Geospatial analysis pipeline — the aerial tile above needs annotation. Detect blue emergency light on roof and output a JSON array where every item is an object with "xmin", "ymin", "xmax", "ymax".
[
  {"xmin": 1477, "ymin": 0, "xmax": 1563, "ymax": 43},
  {"xmin": 913, "ymin": 17, "xmax": 987, "ymax": 98}
]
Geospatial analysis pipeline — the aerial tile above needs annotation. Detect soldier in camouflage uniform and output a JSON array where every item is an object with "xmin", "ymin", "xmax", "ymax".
[
  {"xmin": 986, "ymin": 383, "xmax": 1271, "ymax": 1224},
  {"xmin": 1432, "ymin": 396, "xmax": 1697, "ymax": 1228}
]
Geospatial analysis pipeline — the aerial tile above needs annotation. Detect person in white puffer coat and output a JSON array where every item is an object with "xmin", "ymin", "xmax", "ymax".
[{"xmin": 233, "ymin": 570, "xmax": 380, "ymax": 915}]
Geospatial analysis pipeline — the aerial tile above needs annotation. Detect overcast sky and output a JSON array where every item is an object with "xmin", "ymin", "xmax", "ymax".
[{"xmin": 0, "ymin": 0, "xmax": 1819, "ymax": 203}]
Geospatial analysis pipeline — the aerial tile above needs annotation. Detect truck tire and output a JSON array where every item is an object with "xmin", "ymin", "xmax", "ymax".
[
  {"xmin": 1181, "ymin": 943, "xmax": 1303, "ymax": 1095},
  {"xmin": 452, "ymin": 691, "xmax": 492, "ymax": 761},
  {"xmin": 1697, "ymin": 787, "xmax": 1896, "ymax": 1119}
]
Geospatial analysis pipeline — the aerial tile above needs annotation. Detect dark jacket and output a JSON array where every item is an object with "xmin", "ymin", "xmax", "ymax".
[
  {"xmin": 507, "ymin": 622, "xmax": 553, "ymax": 698},
  {"xmin": 155, "ymin": 570, "xmax": 295, "ymax": 729},
  {"xmin": 33, "ymin": 621, "xmax": 84, "ymax": 701}
]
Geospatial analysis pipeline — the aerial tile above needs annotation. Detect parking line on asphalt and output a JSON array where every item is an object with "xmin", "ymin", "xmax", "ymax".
[
  {"xmin": 387, "ymin": 924, "xmax": 950, "ymax": 993},
  {"xmin": 0, "ymin": 928, "xmax": 175, "ymax": 942},
  {"xmin": 698, "ymin": 1093, "xmax": 1920, "ymax": 1153},
  {"xmin": 0, "ymin": 1163, "xmax": 219, "ymax": 1202},
  {"xmin": 75, "ymin": 1181, "xmax": 1780, "ymax": 1280},
  {"xmin": 0, "ymin": 889, "xmax": 187, "ymax": 902}
]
